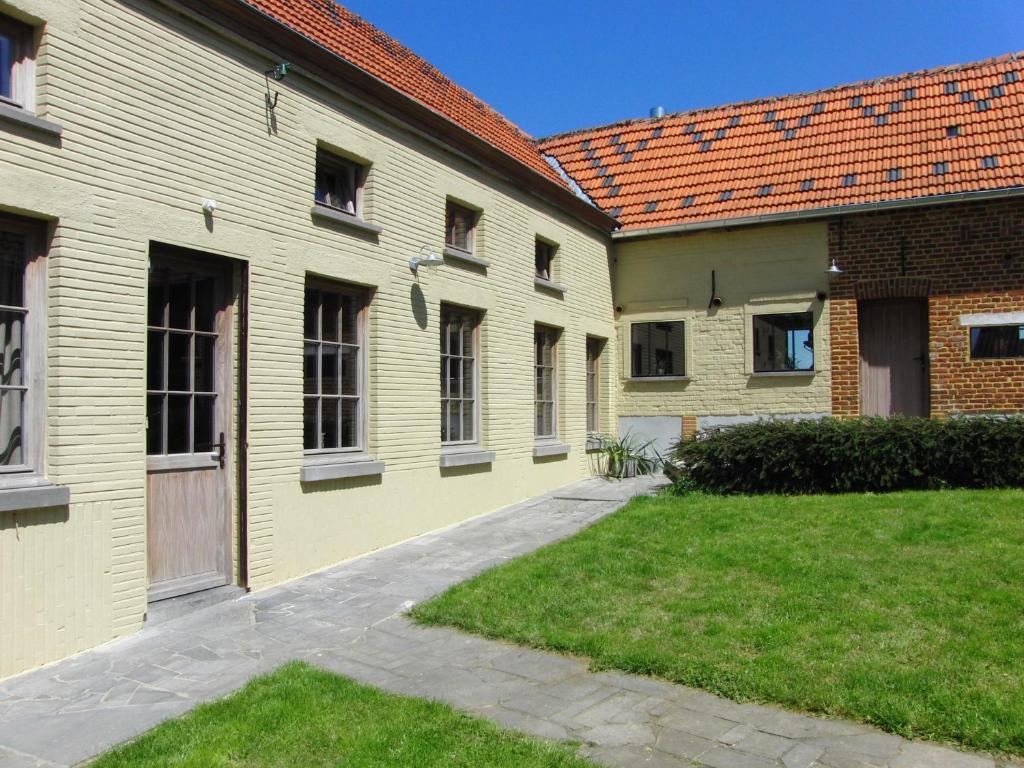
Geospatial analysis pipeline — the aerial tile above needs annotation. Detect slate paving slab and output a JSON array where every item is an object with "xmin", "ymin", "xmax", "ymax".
[{"xmin": 0, "ymin": 475, "xmax": 1019, "ymax": 768}]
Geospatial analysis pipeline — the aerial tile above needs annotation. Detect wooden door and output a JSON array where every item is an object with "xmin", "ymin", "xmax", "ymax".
[
  {"xmin": 146, "ymin": 250, "xmax": 236, "ymax": 602},
  {"xmin": 858, "ymin": 299, "xmax": 929, "ymax": 417}
]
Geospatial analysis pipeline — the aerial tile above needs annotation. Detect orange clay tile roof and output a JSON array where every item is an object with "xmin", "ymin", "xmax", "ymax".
[
  {"xmin": 541, "ymin": 53, "xmax": 1024, "ymax": 232},
  {"xmin": 240, "ymin": 0, "xmax": 565, "ymax": 189}
]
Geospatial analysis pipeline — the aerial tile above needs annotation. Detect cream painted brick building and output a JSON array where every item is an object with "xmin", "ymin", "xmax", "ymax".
[{"xmin": 0, "ymin": 0, "xmax": 617, "ymax": 678}]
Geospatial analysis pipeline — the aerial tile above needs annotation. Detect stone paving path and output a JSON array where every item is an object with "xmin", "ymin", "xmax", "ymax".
[{"xmin": 0, "ymin": 476, "xmax": 1017, "ymax": 768}]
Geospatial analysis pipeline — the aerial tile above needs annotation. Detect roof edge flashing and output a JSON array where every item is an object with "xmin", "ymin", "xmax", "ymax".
[{"xmin": 612, "ymin": 186, "xmax": 1024, "ymax": 240}]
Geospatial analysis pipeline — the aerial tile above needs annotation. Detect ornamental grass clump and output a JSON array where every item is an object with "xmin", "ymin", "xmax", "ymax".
[{"xmin": 670, "ymin": 416, "xmax": 1024, "ymax": 495}]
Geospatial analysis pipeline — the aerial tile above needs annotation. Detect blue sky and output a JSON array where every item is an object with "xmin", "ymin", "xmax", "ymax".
[{"xmin": 341, "ymin": 0, "xmax": 1023, "ymax": 138}]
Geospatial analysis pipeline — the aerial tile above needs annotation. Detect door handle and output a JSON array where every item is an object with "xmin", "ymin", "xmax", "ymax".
[{"xmin": 214, "ymin": 432, "xmax": 226, "ymax": 468}]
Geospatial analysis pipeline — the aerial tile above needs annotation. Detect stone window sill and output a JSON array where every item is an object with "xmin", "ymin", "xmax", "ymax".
[
  {"xmin": 749, "ymin": 371, "xmax": 816, "ymax": 378},
  {"xmin": 0, "ymin": 102, "xmax": 63, "ymax": 138},
  {"xmin": 301, "ymin": 454, "xmax": 385, "ymax": 482},
  {"xmin": 533, "ymin": 441, "xmax": 570, "ymax": 458},
  {"xmin": 310, "ymin": 204, "xmax": 383, "ymax": 236},
  {"xmin": 0, "ymin": 479, "xmax": 70, "ymax": 513},
  {"xmin": 443, "ymin": 246, "xmax": 491, "ymax": 269},
  {"xmin": 626, "ymin": 376, "xmax": 691, "ymax": 382},
  {"xmin": 534, "ymin": 277, "xmax": 567, "ymax": 295},
  {"xmin": 439, "ymin": 448, "xmax": 495, "ymax": 468}
]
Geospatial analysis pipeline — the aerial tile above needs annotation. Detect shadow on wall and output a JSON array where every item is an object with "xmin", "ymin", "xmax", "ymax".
[
  {"xmin": 0, "ymin": 506, "xmax": 70, "ymax": 534},
  {"xmin": 410, "ymin": 283, "xmax": 428, "ymax": 330},
  {"xmin": 300, "ymin": 473, "xmax": 383, "ymax": 495}
]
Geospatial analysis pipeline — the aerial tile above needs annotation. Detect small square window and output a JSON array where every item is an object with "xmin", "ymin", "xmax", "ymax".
[
  {"xmin": 719, "ymin": 190, "xmax": 733, "ymax": 202},
  {"xmin": 535, "ymin": 239, "xmax": 556, "ymax": 280},
  {"xmin": 652, "ymin": 126, "xmax": 663, "ymax": 138},
  {"xmin": 944, "ymin": 81, "xmax": 959, "ymax": 95},
  {"xmin": 902, "ymin": 88, "xmax": 916, "ymax": 100},
  {"xmin": 981, "ymin": 155, "xmax": 999, "ymax": 169},
  {"xmin": 757, "ymin": 184, "xmax": 773, "ymax": 196},
  {"xmin": 699, "ymin": 141, "xmax": 712, "ymax": 152},
  {"xmin": 1005, "ymin": 71, "xmax": 1020, "ymax": 84},
  {"xmin": 888, "ymin": 101, "xmax": 902, "ymax": 113},
  {"xmin": 753, "ymin": 312, "xmax": 814, "ymax": 372},
  {"xmin": 970, "ymin": 325, "xmax": 1024, "ymax": 358},
  {"xmin": 862, "ymin": 105, "xmax": 876, "ymax": 117},
  {"xmin": 680, "ymin": 195, "xmax": 695, "ymax": 208},
  {"xmin": 783, "ymin": 128, "xmax": 797, "ymax": 139},
  {"xmin": 763, "ymin": 110, "xmax": 776, "ymax": 122},
  {"xmin": 682, "ymin": 123, "xmax": 696, "ymax": 134},
  {"xmin": 946, "ymin": 125, "xmax": 960, "ymax": 138},
  {"xmin": 886, "ymin": 168, "xmax": 903, "ymax": 182},
  {"xmin": 773, "ymin": 119, "xmax": 786, "ymax": 131},
  {"xmin": 799, "ymin": 179, "xmax": 814, "ymax": 192},
  {"xmin": 933, "ymin": 162, "xmax": 949, "ymax": 175},
  {"xmin": 850, "ymin": 95, "xmax": 863, "ymax": 108},
  {"xmin": 960, "ymin": 90, "xmax": 974, "ymax": 103},
  {"xmin": 315, "ymin": 152, "xmax": 365, "ymax": 217},
  {"xmin": 875, "ymin": 115, "xmax": 889, "ymax": 126},
  {"xmin": 812, "ymin": 101, "xmax": 825, "ymax": 114},
  {"xmin": 445, "ymin": 201, "xmax": 477, "ymax": 253},
  {"xmin": 631, "ymin": 321, "xmax": 684, "ymax": 378},
  {"xmin": 976, "ymin": 99, "xmax": 991, "ymax": 112},
  {"xmin": 0, "ymin": 15, "xmax": 36, "ymax": 111},
  {"xmin": 798, "ymin": 115, "xmax": 811, "ymax": 127},
  {"xmin": 841, "ymin": 174, "xmax": 857, "ymax": 187},
  {"xmin": 714, "ymin": 128, "xmax": 727, "ymax": 139},
  {"xmin": 990, "ymin": 85, "xmax": 1005, "ymax": 97},
  {"xmin": 727, "ymin": 115, "xmax": 740, "ymax": 127}
]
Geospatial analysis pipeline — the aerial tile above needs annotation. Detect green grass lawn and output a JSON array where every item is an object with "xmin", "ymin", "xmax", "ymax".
[
  {"xmin": 91, "ymin": 662, "xmax": 592, "ymax": 767},
  {"xmin": 412, "ymin": 490, "xmax": 1024, "ymax": 755}
]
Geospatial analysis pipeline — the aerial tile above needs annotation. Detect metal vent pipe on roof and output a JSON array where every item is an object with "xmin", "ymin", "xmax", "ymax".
[{"xmin": 650, "ymin": 105, "xmax": 666, "ymax": 119}]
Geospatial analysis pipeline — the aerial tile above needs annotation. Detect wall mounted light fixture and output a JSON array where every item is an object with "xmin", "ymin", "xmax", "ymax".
[
  {"xmin": 825, "ymin": 258, "xmax": 843, "ymax": 276},
  {"xmin": 410, "ymin": 245, "xmax": 444, "ymax": 273},
  {"xmin": 202, "ymin": 199, "xmax": 217, "ymax": 214},
  {"xmin": 264, "ymin": 62, "xmax": 292, "ymax": 111}
]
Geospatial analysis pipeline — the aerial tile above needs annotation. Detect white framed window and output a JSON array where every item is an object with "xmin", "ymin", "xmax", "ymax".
[
  {"xmin": 440, "ymin": 305, "xmax": 481, "ymax": 446},
  {"xmin": 534, "ymin": 325, "xmax": 559, "ymax": 439},
  {"xmin": 315, "ymin": 152, "xmax": 365, "ymax": 217},
  {"xmin": 752, "ymin": 312, "xmax": 814, "ymax": 372},
  {"xmin": 0, "ymin": 215, "xmax": 44, "ymax": 478},
  {"xmin": 445, "ymin": 200, "xmax": 477, "ymax": 254},
  {"xmin": 969, "ymin": 325, "xmax": 1024, "ymax": 359},
  {"xmin": 0, "ymin": 14, "xmax": 35, "ymax": 112},
  {"xmin": 631, "ymin": 321, "xmax": 684, "ymax": 377},
  {"xmin": 303, "ymin": 281, "xmax": 369, "ymax": 455},
  {"xmin": 586, "ymin": 337, "xmax": 602, "ymax": 434}
]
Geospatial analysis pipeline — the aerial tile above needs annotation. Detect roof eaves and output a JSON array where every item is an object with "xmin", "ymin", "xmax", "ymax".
[{"xmin": 612, "ymin": 186, "xmax": 1024, "ymax": 240}]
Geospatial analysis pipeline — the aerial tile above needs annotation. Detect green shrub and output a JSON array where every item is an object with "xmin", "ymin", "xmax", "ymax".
[{"xmin": 670, "ymin": 416, "xmax": 1024, "ymax": 495}]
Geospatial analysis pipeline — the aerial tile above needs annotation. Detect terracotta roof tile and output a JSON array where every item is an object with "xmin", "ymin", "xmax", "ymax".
[
  {"xmin": 542, "ymin": 53, "xmax": 1024, "ymax": 230},
  {"xmin": 240, "ymin": 0, "xmax": 565, "ymax": 189}
]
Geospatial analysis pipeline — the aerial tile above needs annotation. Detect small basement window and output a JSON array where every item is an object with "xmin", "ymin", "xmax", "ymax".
[
  {"xmin": 535, "ymin": 238, "xmax": 555, "ymax": 281},
  {"xmin": 445, "ymin": 200, "xmax": 477, "ymax": 254},
  {"xmin": 0, "ymin": 14, "xmax": 35, "ymax": 111},
  {"xmin": 631, "ymin": 321, "xmax": 684, "ymax": 378},
  {"xmin": 753, "ymin": 312, "xmax": 814, "ymax": 373},
  {"xmin": 970, "ymin": 325, "xmax": 1024, "ymax": 359},
  {"xmin": 315, "ymin": 152, "xmax": 365, "ymax": 217}
]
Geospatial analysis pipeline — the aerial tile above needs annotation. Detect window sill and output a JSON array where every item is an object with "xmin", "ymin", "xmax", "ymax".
[
  {"xmin": 749, "ymin": 370, "xmax": 816, "ymax": 378},
  {"xmin": 0, "ymin": 102, "xmax": 63, "ymax": 138},
  {"xmin": 439, "ymin": 448, "xmax": 495, "ymax": 468},
  {"xmin": 310, "ymin": 204, "xmax": 383, "ymax": 236},
  {"xmin": 443, "ymin": 246, "xmax": 491, "ymax": 269},
  {"xmin": 626, "ymin": 376, "xmax": 691, "ymax": 382},
  {"xmin": 301, "ymin": 455, "xmax": 385, "ymax": 482},
  {"xmin": 148, "ymin": 453, "xmax": 219, "ymax": 472},
  {"xmin": 585, "ymin": 437, "xmax": 604, "ymax": 452},
  {"xmin": 0, "ymin": 479, "xmax": 70, "ymax": 513},
  {"xmin": 533, "ymin": 442, "xmax": 570, "ymax": 458},
  {"xmin": 534, "ymin": 277, "xmax": 567, "ymax": 295}
]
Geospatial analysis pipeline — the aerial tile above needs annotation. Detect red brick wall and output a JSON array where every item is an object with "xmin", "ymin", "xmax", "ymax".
[{"xmin": 828, "ymin": 197, "xmax": 1024, "ymax": 417}]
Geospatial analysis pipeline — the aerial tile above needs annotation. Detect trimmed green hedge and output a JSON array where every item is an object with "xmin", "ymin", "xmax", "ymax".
[{"xmin": 670, "ymin": 416, "xmax": 1024, "ymax": 495}]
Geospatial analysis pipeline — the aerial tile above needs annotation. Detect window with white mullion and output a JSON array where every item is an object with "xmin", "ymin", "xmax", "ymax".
[
  {"xmin": 303, "ymin": 284, "xmax": 365, "ymax": 453},
  {"xmin": 534, "ymin": 326, "xmax": 558, "ymax": 439},
  {"xmin": 586, "ymin": 337, "xmax": 601, "ymax": 434},
  {"xmin": 440, "ymin": 306, "xmax": 479, "ymax": 445}
]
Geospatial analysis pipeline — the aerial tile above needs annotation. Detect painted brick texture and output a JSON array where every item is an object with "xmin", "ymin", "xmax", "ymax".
[{"xmin": 828, "ymin": 197, "xmax": 1024, "ymax": 417}]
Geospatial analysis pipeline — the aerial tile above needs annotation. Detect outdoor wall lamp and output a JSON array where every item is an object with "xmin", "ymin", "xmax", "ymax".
[
  {"xmin": 410, "ymin": 245, "xmax": 444, "ymax": 273},
  {"xmin": 201, "ymin": 199, "xmax": 217, "ymax": 215},
  {"xmin": 825, "ymin": 258, "xmax": 843, "ymax": 276},
  {"xmin": 265, "ymin": 62, "xmax": 292, "ymax": 111}
]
